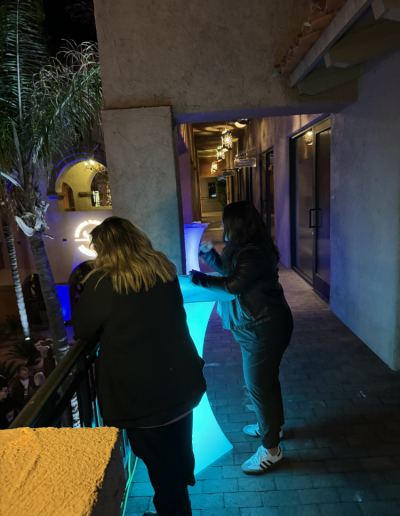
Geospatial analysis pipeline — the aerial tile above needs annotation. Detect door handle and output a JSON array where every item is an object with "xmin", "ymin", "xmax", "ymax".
[{"xmin": 309, "ymin": 208, "xmax": 317, "ymax": 228}]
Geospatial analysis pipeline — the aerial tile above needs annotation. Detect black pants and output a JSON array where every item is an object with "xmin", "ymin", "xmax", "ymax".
[
  {"xmin": 126, "ymin": 413, "xmax": 195, "ymax": 516},
  {"xmin": 232, "ymin": 309, "xmax": 294, "ymax": 449}
]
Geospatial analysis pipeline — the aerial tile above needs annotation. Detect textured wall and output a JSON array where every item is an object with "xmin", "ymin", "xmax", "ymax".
[
  {"xmin": 93, "ymin": 0, "xmax": 357, "ymax": 120},
  {"xmin": 102, "ymin": 106, "xmax": 185, "ymax": 273},
  {"xmin": 0, "ymin": 427, "xmax": 125, "ymax": 516},
  {"xmin": 330, "ymin": 53, "xmax": 400, "ymax": 370},
  {"xmin": 179, "ymin": 151, "xmax": 193, "ymax": 224}
]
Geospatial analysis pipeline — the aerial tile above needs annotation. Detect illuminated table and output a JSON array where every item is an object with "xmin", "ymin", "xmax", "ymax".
[
  {"xmin": 183, "ymin": 223, "xmax": 208, "ymax": 273},
  {"xmin": 178, "ymin": 275, "xmax": 234, "ymax": 474}
]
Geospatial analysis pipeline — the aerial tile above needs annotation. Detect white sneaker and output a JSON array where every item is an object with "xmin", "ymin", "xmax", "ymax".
[
  {"xmin": 242, "ymin": 445, "xmax": 283, "ymax": 475},
  {"xmin": 243, "ymin": 423, "xmax": 284, "ymax": 440}
]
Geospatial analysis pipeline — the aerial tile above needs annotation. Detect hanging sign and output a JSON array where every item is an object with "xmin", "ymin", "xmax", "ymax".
[
  {"xmin": 234, "ymin": 157, "xmax": 257, "ymax": 168},
  {"xmin": 221, "ymin": 169, "xmax": 236, "ymax": 177}
]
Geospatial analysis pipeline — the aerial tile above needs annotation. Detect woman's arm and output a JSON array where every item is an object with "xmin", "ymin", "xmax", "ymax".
[
  {"xmin": 199, "ymin": 248, "xmax": 224, "ymax": 274},
  {"xmin": 191, "ymin": 247, "xmax": 265, "ymax": 295},
  {"xmin": 72, "ymin": 273, "xmax": 113, "ymax": 342}
]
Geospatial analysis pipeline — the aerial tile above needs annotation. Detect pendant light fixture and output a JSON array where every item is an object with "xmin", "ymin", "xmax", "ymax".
[
  {"xmin": 216, "ymin": 145, "xmax": 225, "ymax": 162},
  {"xmin": 221, "ymin": 127, "xmax": 233, "ymax": 152},
  {"xmin": 211, "ymin": 161, "xmax": 218, "ymax": 174}
]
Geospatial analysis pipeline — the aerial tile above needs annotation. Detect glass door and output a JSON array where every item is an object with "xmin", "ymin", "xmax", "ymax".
[{"xmin": 291, "ymin": 119, "xmax": 331, "ymax": 300}]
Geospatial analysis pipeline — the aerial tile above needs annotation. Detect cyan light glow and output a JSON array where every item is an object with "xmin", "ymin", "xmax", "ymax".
[
  {"xmin": 56, "ymin": 285, "xmax": 71, "ymax": 322},
  {"xmin": 183, "ymin": 223, "xmax": 208, "ymax": 273},
  {"xmin": 179, "ymin": 276, "xmax": 234, "ymax": 474}
]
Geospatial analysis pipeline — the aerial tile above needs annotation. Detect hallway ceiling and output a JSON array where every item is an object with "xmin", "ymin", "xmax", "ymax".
[{"xmin": 193, "ymin": 121, "xmax": 243, "ymax": 153}]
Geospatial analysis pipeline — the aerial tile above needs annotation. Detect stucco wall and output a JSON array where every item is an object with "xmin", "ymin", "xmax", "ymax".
[
  {"xmin": 330, "ymin": 52, "xmax": 400, "ymax": 371},
  {"xmin": 0, "ymin": 427, "xmax": 125, "ymax": 516},
  {"xmin": 93, "ymin": 0, "xmax": 357, "ymax": 122},
  {"xmin": 102, "ymin": 106, "xmax": 185, "ymax": 273}
]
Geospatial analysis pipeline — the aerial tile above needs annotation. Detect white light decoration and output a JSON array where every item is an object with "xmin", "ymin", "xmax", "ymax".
[
  {"xmin": 221, "ymin": 128, "xmax": 233, "ymax": 151},
  {"xmin": 216, "ymin": 146, "xmax": 225, "ymax": 162},
  {"xmin": 211, "ymin": 161, "xmax": 218, "ymax": 174},
  {"xmin": 74, "ymin": 219, "xmax": 101, "ymax": 257}
]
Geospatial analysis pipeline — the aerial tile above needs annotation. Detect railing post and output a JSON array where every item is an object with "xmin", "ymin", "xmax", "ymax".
[{"xmin": 76, "ymin": 353, "xmax": 93, "ymax": 428}]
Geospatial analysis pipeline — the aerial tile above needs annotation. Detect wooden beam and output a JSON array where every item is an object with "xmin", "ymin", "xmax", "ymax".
[
  {"xmin": 372, "ymin": 0, "xmax": 400, "ymax": 21},
  {"xmin": 290, "ymin": 0, "xmax": 373, "ymax": 86},
  {"xmin": 296, "ymin": 62, "xmax": 366, "ymax": 95},
  {"xmin": 325, "ymin": 19, "xmax": 400, "ymax": 67}
]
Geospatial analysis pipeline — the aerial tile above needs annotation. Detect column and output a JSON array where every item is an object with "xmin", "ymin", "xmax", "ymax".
[{"xmin": 102, "ymin": 106, "xmax": 185, "ymax": 273}]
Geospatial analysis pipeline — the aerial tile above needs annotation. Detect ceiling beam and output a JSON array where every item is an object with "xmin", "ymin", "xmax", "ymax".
[
  {"xmin": 372, "ymin": 0, "xmax": 400, "ymax": 20},
  {"xmin": 325, "ymin": 19, "xmax": 400, "ymax": 67},
  {"xmin": 290, "ymin": 0, "xmax": 373, "ymax": 86},
  {"xmin": 297, "ymin": 62, "xmax": 366, "ymax": 95}
]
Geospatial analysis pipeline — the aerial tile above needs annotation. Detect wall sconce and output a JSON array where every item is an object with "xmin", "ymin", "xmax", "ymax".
[
  {"xmin": 211, "ymin": 161, "xmax": 218, "ymax": 174},
  {"xmin": 304, "ymin": 131, "xmax": 313, "ymax": 146},
  {"xmin": 235, "ymin": 119, "xmax": 250, "ymax": 129}
]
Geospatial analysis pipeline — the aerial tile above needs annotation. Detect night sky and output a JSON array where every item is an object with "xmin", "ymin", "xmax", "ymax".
[{"xmin": 43, "ymin": 0, "xmax": 96, "ymax": 53}]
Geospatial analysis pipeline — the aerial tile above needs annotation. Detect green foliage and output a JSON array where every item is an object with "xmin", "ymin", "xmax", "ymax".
[
  {"xmin": 0, "ymin": 360, "xmax": 18, "ymax": 384},
  {"xmin": 216, "ymin": 180, "xmax": 227, "ymax": 208},
  {"xmin": 0, "ymin": 0, "xmax": 102, "ymax": 184},
  {"xmin": 0, "ymin": 0, "xmax": 48, "ymax": 171},
  {"xmin": 8, "ymin": 337, "xmax": 41, "ymax": 366},
  {"xmin": 31, "ymin": 41, "xmax": 103, "ymax": 166}
]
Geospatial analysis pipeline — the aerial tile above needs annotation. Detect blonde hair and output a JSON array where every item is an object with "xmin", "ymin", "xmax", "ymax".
[{"xmin": 85, "ymin": 216, "xmax": 176, "ymax": 294}]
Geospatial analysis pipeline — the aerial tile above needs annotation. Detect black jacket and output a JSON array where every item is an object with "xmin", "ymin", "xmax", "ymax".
[
  {"xmin": 72, "ymin": 273, "xmax": 206, "ymax": 428},
  {"xmin": 194, "ymin": 241, "xmax": 289, "ymax": 330}
]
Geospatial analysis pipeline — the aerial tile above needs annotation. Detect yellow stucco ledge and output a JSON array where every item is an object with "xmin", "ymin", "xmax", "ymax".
[{"xmin": 0, "ymin": 427, "xmax": 126, "ymax": 516}]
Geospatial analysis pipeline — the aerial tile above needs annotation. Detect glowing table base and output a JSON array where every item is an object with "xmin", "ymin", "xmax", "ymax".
[{"xmin": 179, "ymin": 276, "xmax": 234, "ymax": 474}]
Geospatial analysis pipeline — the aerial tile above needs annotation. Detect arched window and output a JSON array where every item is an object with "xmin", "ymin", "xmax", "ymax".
[
  {"xmin": 90, "ymin": 166, "xmax": 112, "ymax": 207},
  {"xmin": 62, "ymin": 182, "xmax": 75, "ymax": 210}
]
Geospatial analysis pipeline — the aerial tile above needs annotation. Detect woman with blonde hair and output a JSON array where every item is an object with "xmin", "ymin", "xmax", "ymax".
[{"xmin": 73, "ymin": 216, "xmax": 206, "ymax": 516}]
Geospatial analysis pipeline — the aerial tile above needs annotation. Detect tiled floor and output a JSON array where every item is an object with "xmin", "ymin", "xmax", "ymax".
[{"xmin": 127, "ymin": 266, "xmax": 400, "ymax": 516}]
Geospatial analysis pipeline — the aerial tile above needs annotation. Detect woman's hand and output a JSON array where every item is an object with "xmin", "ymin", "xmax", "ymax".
[
  {"xmin": 189, "ymin": 270, "xmax": 207, "ymax": 287},
  {"xmin": 200, "ymin": 238, "xmax": 214, "ymax": 253}
]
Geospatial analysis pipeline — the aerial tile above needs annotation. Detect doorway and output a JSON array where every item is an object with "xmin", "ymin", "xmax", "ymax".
[
  {"xmin": 290, "ymin": 118, "xmax": 331, "ymax": 301},
  {"xmin": 260, "ymin": 150, "xmax": 275, "ymax": 241}
]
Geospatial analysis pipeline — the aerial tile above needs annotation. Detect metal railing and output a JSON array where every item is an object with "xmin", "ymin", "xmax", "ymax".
[{"xmin": 9, "ymin": 338, "xmax": 136, "ymax": 515}]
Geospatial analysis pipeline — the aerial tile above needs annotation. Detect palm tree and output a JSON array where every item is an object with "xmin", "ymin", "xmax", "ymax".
[
  {"xmin": 0, "ymin": 178, "xmax": 30, "ymax": 340},
  {"xmin": 0, "ymin": 0, "xmax": 102, "ymax": 363}
]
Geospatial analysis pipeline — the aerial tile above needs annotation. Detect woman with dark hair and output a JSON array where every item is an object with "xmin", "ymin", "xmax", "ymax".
[
  {"xmin": 190, "ymin": 201, "xmax": 293, "ymax": 475},
  {"xmin": 73, "ymin": 216, "xmax": 206, "ymax": 516}
]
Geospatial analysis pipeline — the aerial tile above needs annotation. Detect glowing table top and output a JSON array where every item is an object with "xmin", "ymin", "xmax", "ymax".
[{"xmin": 178, "ymin": 275, "xmax": 234, "ymax": 474}]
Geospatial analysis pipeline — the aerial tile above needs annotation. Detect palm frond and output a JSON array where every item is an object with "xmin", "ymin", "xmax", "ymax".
[
  {"xmin": 0, "ymin": 0, "xmax": 48, "ymax": 169},
  {"xmin": 7, "ymin": 337, "xmax": 41, "ymax": 365},
  {"xmin": 0, "ymin": 360, "xmax": 18, "ymax": 384},
  {"xmin": 0, "ymin": 170, "xmax": 22, "ymax": 189},
  {"xmin": 30, "ymin": 41, "xmax": 103, "ymax": 166}
]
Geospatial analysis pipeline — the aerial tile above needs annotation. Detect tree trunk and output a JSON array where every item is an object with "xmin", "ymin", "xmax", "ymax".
[
  {"xmin": 1, "ymin": 216, "xmax": 30, "ymax": 340},
  {"xmin": 29, "ymin": 231, "xmax": 69, "ymax": 364}
]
